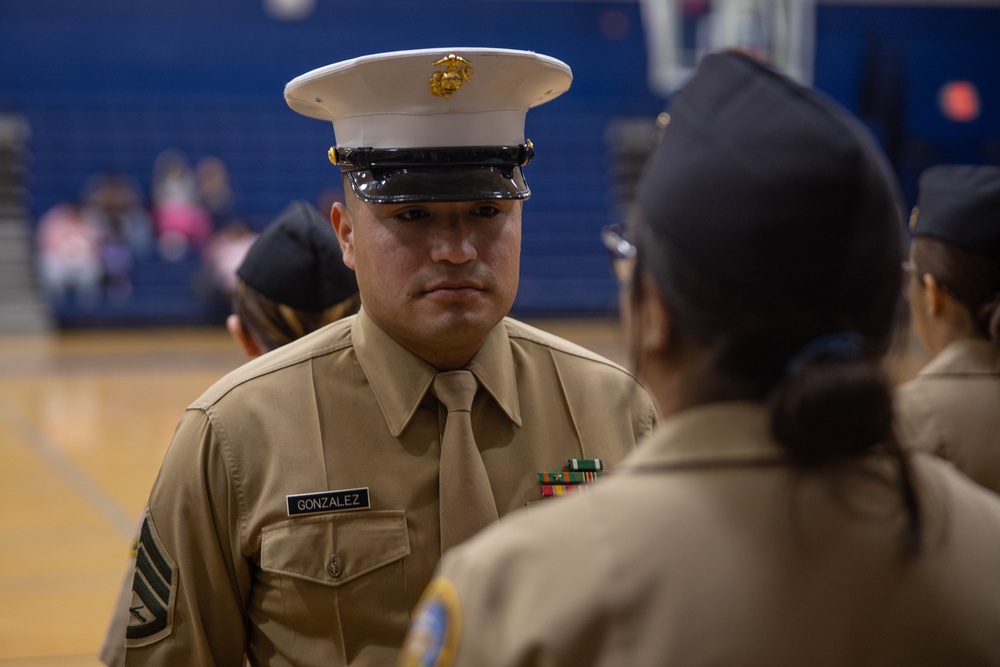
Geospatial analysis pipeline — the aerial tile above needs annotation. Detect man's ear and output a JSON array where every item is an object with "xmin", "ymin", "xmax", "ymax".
[
  {"xmin": 331, "ymin": 201, "xmax": 356, "ymax": 270},
  {"xmin": 921, "ymin": 273, "xmax": 947, "ymax": 316},
  {"xmin": 227, "ymin": 313, "xmax": 263, "ymax": 359},
  {"xmin": 627, "ymin": 272, "xmax": 671, "ymax": 365}
]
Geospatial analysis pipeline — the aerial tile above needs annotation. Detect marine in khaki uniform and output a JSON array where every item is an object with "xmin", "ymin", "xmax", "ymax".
[
  {"xmin": 122, "ymin": 48, "xmax": 655, "ymax": 666},
  {"xmin": 895, "ymin": 165, "xmax": 1000, "ymax": 494},
  {"xmin": 402, "ymin": 52, "xmax": 1000, "ymax": 667},
  {"xmin": 100, "ymin": 200, "xmax": 359, "ymax": 667}
]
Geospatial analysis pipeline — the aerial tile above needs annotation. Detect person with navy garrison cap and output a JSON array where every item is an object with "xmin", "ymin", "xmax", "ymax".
[
  {"xmin": 227, "ymin": 199, "xmax": 360, "ymax": 357},
  {"xmin": 401, "ymin": 52, "xmax": 1000, "ymax": 667},
  {"xmin": 123, "ymin": 48, "xmax": 654, "ymax": 666},
  {"xmin": 895, "ymin": 165, "xmax": 1000, "ymax": 494}
]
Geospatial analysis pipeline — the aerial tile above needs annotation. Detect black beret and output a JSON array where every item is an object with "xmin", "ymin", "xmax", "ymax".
[
  {"xmin": 236, "ymin": 200, "xmax": 358, "ymax": 311},
  {"xmin": 635, "ymin": 51, "xmax": 900, "ymax": 309},
  {"xmin": 911, "ymin": 165, "xmax": 1000, "ymax": 260}
]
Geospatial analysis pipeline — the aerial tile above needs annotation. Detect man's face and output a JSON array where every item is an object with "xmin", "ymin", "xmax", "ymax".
[{"xmin": 333, "ymin": 195, "xmax": 522, "ymax": 369}]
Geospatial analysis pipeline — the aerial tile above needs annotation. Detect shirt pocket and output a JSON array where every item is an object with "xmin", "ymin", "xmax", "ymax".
[{"xmin": 260, "ymin": 510, "xmax": 410, "ymax": 586}]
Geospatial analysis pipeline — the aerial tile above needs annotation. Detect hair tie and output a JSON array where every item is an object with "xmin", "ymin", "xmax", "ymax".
[{"xmin": 786, "ymin": 332, "xmax": 864, "ymax": 377}]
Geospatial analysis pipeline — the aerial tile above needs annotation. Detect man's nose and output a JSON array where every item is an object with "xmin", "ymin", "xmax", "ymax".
[{"xmin": 429, "ymin": 220, "xmax": 477, "ymax": 264}]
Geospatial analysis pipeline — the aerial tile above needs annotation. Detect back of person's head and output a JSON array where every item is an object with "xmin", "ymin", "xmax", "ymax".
[
  {"xmin": 232, "ymin": 200, "xmax": 359, "ymax": 354},
  {"xmin": 631, "ymin": 51, "xmax": 903, "ymax": 468},
  {"xmin": 909, "ymin": 165, "xmax": 1000, "ymax": 342}
]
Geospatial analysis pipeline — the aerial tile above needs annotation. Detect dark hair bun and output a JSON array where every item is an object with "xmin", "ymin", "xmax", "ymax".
[{"xmin": 769, "ymin": 359, "xmax": 893, "ymax": 465}]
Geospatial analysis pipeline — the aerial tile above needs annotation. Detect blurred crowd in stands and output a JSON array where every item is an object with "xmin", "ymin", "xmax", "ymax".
[{"xmin": 33, "ymin": 149, "xmax": 342, "ymax": 323}]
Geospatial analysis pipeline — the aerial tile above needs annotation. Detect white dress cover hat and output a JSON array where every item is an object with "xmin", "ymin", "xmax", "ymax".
[{"xmin": 285, "ymin": 47, "xmax": 572, "ymax": 203}]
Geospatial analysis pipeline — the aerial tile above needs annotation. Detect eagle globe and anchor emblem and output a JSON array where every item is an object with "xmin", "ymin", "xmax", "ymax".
[{"xmin": 428, "ymin": 54, "xmax": 474, "ymax": 98}]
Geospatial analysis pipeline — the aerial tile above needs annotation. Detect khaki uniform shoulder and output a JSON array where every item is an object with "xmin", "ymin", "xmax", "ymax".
[
  {"xmin": 502, "ymin": 318, "xmax": 632, "ymax": 374},
  {"xmin": 911, "ymin": 448, "xmax": 1000, "ymax": 510},
  {"xmin": 192, "ymin": 316, "xmax": 356, "ymax": 410}
]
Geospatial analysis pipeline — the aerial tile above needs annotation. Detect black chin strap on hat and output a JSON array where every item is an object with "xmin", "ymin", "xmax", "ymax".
[{"xmin": 785, "ymin": 332, "xmax": 864, "ymax": 377}]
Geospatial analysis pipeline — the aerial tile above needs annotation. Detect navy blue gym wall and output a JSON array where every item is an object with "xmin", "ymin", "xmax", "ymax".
[
  {"xmin": 0, "ymin": 0, "xmax": 662, "ymax": 321},
  {"xmin": 813, "ymin": 3, "xmax": 1000, "ymax": 208},
  {"xmin": 1, "ymin": 1, "xmax": 999, "ymax": 322}
]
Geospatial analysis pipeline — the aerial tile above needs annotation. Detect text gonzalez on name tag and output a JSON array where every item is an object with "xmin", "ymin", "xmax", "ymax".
[{"xmin": 286, "ymin": 488, "xmax": 371, "ymax": 517}]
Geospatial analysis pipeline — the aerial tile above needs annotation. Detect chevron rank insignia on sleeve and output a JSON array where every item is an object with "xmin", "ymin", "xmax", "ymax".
[{"xmin": 124, "ymin": 511, "xmax": 178, "ymax": 647}]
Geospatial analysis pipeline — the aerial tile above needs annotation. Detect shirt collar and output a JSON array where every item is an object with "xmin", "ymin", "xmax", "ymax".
[
  {"xmin": 918, "ymin": 339, "xmax": 1000, "ymax": 378},
  {"xmin": 353, "ymin": 310, "xmax": 521, "ymax": 437},
  {"xmin": 619, "ymin": 401, "xmax": 786, "ymax": 472},
  {"xmin": 467, "ymin": 318, "xmax": 521, "ymax": 427}
]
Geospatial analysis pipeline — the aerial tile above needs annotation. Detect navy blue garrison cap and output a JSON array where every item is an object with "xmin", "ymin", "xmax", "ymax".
[
  {"xmin": 911, "ymin": 165, "xmax": 1000, "ymax": 261},
  {"xmin": 237, "ymin": 200, "xmax": 358, "ymax": 311},
  {"xmin": 635, "ymin": 51, "xmax": 901, "ymax": 309}
]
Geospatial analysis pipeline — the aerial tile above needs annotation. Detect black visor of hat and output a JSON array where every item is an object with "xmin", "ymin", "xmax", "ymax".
[
  {"xmin": 333, "ymin": 144, "xmax": 534, "ymax": 203},
  {"xmin": 347, "ymin": 166, "xmax": 529, "ymax": 203}
]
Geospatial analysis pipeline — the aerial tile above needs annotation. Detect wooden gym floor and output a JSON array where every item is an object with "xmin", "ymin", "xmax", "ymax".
[{"xmin": 0, "ymin": 319, "xmax": 927, "ymax": 666}]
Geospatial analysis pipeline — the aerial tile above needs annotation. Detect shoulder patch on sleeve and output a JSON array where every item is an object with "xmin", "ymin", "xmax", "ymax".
[
  {"xmin": 401, "ymin": 577, "xmax": 462, "ymax": 667},
  {"xmin": 124, "ymin": 511, "xmax": 178, "ymax": 647}
]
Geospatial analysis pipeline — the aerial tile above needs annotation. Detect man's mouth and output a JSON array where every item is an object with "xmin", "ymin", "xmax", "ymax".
[{"xmin": 422, "ymin": 280, "xmax": 484, "ymax": 298}]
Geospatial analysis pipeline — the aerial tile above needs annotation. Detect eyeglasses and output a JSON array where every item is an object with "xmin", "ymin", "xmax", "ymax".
[{"xmin": 600, "ymin": 224, "xmax": 637, "ymax": 285}]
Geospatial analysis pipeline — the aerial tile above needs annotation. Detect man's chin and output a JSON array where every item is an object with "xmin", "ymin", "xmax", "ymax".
[{"xmin": 420, "ymin": 304, "xmax": 509, "ymax": 340}]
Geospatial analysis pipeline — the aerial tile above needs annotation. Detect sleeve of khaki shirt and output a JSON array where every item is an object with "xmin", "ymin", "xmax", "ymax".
[
  {"xmin": 893, "ymin": 381, "xmax": 946, "ymax": 457},
  {"xmin": 124, "ymin": 408, "xmax": 252, "ymax": 666}
]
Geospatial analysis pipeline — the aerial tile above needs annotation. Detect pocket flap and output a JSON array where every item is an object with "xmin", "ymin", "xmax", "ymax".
[{"xmin": 260, "ymin": 510, "xmax": 409, "ymax": 587}]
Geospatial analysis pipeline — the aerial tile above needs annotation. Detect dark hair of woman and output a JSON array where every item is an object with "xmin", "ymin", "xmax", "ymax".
[
  {"xmin": 911, "ymin": 236, "xmax": 1000, "ymax": 343},
  {"xmin": 232, "ymin": 280, "xmax": 361, "ymax": 353},
  {"xmin": 628, "ymin": 210, "xmax": 923, "ymax": 554}
]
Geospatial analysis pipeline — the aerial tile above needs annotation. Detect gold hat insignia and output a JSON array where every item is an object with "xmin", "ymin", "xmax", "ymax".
[
  {"xmin": 909, "ymin": 206, "xmax": 919, "ymax": 231},
  {"xmin": 429, "ymin": 54, "xmax": 474, "ymax": 99}
]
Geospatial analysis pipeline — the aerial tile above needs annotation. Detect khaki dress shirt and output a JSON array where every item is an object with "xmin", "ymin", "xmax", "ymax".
[
  {"xmin": 413, "ymin": 402, "xmax": 1000, "ymax": 667},
  {"xmin": 895, "ymin": 339, "xmax": 1000, "ymax": 494},
  {"xmin": 122, "ymin": 309, "xmax": 655, "ymax": 666}
]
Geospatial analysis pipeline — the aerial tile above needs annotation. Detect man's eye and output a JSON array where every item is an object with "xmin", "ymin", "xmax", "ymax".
[
  {"xmin": 395, "ymin": 208, "xmax": 429, "ymax": 222},
  {"xmin": 472, "ymin": 205, "xmax": 501, "ymax": 218}
]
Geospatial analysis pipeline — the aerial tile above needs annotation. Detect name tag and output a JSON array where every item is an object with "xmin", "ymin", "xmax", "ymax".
[{"xmin": 286, "ymin": 487, "xmax": 371, "ymax": 517}]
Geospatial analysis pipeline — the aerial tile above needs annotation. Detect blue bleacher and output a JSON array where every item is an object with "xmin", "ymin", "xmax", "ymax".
[
  {"xmin": 52, "ymin": 257, "xmax": 222, "ymax": 328},
  {"xmin": 3, "ymin": 0, "xmax": 999, "ymax": 326}
]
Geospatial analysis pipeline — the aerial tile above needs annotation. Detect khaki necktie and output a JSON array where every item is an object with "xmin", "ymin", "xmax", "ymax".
[{"xmin": 433, "ymin": 370, "xmax": 499, "ymax": 553}]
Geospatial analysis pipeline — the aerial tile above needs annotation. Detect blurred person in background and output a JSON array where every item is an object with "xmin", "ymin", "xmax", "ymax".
[
  {"xmin": 895, "ymin": 165, "xmax": 1000, "ymax": 494},
  {"xmin": 83, "ymin": 172, "xmax": 155, "ymax": 260},
  {"xmin": 83, "ymin": 172, "xmax": 154, "ymax": 304},
  {"xmin": 99, "ymin": 199, "xmax": 359, "ymax": 666},
  {"xmin": 35, "ymin": 200, "xmax": 104, "ymax": 307},
  {"xmin": 150, "ymin": 149, "xmax": 212, "ymax": 261},
  {"xmin": 196, "ymin": 155, "xmax": 238, "ymax": 229},
  {"xmin": 402, "ymin": 52, "xmax": 1000, "ymax": 667},
  {"xmin": 197, "ymin": 219, "xmax": 258, "ymax": 321},
  {"xmin": 195, "ymin": 157, "xmax": 253, "ymax": 320}
]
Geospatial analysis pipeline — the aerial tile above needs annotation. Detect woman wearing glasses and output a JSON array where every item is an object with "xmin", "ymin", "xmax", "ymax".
[
  {"xmin": 400, "ymin": 52, "xmax": 1000, "ymax": 667},
  {"xmin": 895, "ymin": 165, "xmax": 1000, "ymax": 494}
]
